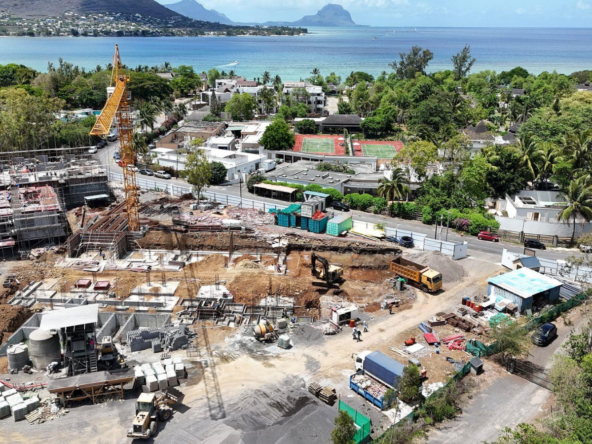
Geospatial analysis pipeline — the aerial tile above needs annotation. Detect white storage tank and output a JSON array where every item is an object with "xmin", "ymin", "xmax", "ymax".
[
  {"xmin": 29, "ymin": 329, "xmax": 61, "ymax": 370},
  {"xmin": 7, "ymin": 344, "xmax": 29, "ymax": 371}
]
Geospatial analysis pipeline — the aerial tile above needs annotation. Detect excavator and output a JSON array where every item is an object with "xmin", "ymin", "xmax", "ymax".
[
  {"xmin": 127, "ymin": 388, "xmax": 185, "ymax": 439},
  {"xmin": 311, "ymin": 252, "xmax": 344, "ymax": 288}
]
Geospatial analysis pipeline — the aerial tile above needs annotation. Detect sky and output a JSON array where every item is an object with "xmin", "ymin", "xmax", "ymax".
[{"xmin": 156, "ymin": 0, "xmax": 592, "ymax": 27}]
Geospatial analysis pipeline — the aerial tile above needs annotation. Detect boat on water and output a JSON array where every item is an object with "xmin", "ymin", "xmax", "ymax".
[{"xmin": 372, "ymin": 37, "xmax": 377, "ymax": 40}]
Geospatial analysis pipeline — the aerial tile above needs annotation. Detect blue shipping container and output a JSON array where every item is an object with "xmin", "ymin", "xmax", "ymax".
[
  {"xmin": 309, "ymin": 216, "xmax": 328, "ymax": 234},
  {"xmin": 364, "ymin": 351, "xmax": 405, "ymax": 389},
  {"xmin": 277, "ymin": 213, "xmax": 290, "ymax": 227},
  {"xmin": 301, "ymin": 217, "xmax": 309, "ymax": 230}
]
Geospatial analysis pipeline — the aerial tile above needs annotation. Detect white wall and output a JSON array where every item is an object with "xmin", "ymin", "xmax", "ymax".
[{"xmin": 496, "ymin": 216, "xmax": 592, "ymax": 237}]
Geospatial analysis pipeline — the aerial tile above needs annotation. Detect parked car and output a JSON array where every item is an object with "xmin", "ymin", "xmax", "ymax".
[
  {"xmin": 88, "ymin": 146, "xmax": 97, "ymax": 154},
  {"xmin": 477, "ymin": 231, "xmax": 500, "ymax": 242},
  {"xmin": 97, "ymin": 139, "xmax": 108, "ymax": 149},
  {"xmin": 117, "ymin": 160, "xmax": 123, "ymax": 167},
  {"xmin": 126, "ymin": 165, "xmax": 139, "ymax": 172},
  {"xmin": 139, "ymin": 169, "xmax": 154, "ymax": 176},
  {"xmin": 531, "ymin": 323, "xmax": 558, "ymax": 346},
  {"xmin": 107, "ymin": 133, "xmax": 118, "ymax": 142},
  {"xmin": 331, "ymin": 201, "xmax": 350, "ymax": 212},
  {"xmin": 579, "ymin": 244, "xmax": 592, "ymax": 253},
  {"xmin": 524, "ymin": 239, "xmax": 546, "ymax": 250},
  {"xmin": 155, "ymin": 170, "xmax": 171, "ymax": 179},
  {"xmin": 113, "ymin": 152, "xmax": 121, "ymax": 160}
]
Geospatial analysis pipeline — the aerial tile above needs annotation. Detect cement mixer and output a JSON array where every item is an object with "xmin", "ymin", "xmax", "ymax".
[{"xmin": 253, "ymin": 320, "xmax": 277, "ymax": 343}]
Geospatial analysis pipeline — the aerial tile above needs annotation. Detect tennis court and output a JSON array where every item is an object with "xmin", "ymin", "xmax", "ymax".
[
  {"xmin": 301, "ymin": 137, "xmax": 336, "ymax": 154},
  {"xmin": 360, "ymin": 144, "xmax": 399, "ymax": 158}
]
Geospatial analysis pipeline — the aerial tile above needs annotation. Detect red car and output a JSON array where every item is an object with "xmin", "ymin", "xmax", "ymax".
[
  {"xmin": 117, "ymin": 160, "xmax": 123, "ymax": 167},
  {"xmin": 478, "ymin": 231, "xmax": 499, "ymax": 242}
]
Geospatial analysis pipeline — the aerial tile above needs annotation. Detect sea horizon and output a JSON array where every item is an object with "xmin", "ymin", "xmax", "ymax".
[{"xmin": 2, "ymin": 27, "xmax": 592, "ymax": 80}]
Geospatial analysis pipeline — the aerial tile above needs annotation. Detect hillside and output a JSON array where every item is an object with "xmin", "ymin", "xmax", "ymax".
[
  {"xmin": 165, "ymin": 0, "xmax": 234, "ymax": 25},
  {"xmin": 0, "ymin": 0, "xmax": 181, "ymax": 19},
  {"xmin": 261, "ymin": 4, "xmax": 356, "ymax": 27}
]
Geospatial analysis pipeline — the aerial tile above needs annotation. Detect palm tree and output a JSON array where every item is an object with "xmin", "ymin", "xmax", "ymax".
[
  {"xmin": 163, "ymin": 61, "xmax": 171, "ymax": 72},
  {"xmin": 515, "ymin": 135, "xmax": 538, "ymax": 181},
  {"xmin": 556, "ymin": 179, "xmax": 592, "ymax": 244},
  {"xmin": 377, "ymin": 168, "xmax": 410, "ymax": 202},
  {"xmin": 563, "ymin": 130, "xmax": 592, "ymax": 176},
  {"xmin": 535, "ymin": 141, "xmax": 561, "ymax": 187},
  {"xmin": 273, "ymin": 74, "xmax": 282, "ymax": 87},
  {"xmin": 262, "ymin": 71, "xmax": 271, "ymax": 85},
  {"xmin": 138, "ymin": 102, "xmax": 157, "ymax": 133},
  {"xmin": 311, "ymin": 68, "xmax": 320, "ymax": 77},
  {"xmin": 173, "ymin": 103, "xmax": 188, "ymax": 121}
]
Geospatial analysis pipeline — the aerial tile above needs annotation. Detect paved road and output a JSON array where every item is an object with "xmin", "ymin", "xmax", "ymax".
[
  {"xmin": 97, "ymin": 144, "xmax": 583, "ymax": 263},
  {"xmin": 427, "ymin": 311, "xmax": 588, "ymax": 444}
]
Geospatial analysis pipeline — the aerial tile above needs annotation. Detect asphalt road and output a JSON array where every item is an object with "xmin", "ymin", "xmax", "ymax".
[{"xmin": 96, "ymin": 143, "xmax": 583, "ymax": 263}]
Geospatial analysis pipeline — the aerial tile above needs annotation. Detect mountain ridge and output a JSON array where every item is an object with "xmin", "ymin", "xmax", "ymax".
[
  {"xmin": 0, "ymin": 0, "xmax": 182, "ymax": 19},
  {"xmin": 164, "ymin": 0, "xmax": 234, "ymax": 25}
]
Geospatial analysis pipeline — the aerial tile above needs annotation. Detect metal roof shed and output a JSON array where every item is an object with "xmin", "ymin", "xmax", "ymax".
[
  {"xmin": 487, "ymin": 268, "xmax": 562, "ymax": 312},
  {"xmin": 40, "ymin": 305, "xmax": 99, "ymax": 331}
]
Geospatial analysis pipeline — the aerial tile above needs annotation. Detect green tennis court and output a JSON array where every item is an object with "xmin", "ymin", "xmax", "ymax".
[
  {"xmin": 301, "ymin": 138, "xmax": 335, "ymax": 153},
  {"xmin": 361, "ymin": 144, "xmax": 398, "ymax": 158}
]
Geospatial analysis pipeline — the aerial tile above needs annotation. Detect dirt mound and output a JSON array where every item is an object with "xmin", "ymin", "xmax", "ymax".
[
  {"xmin": 405, "ymin": 251, "xmax": 466, "ymax": 284},
  {"xmin": 234, "ymin": 254, "xmax": 258, "ymax": 265},
  {"xmin": 236, "ymin": 261, "xmax": 262, "ymax": 270},
  {"xmin": 290, "ymin": 324, "xmax": 325, "ymax": 346},
  {"xmin": 196, "ymin": 254, "xmax": 228, "ymax": 271},
  {"xmin": 0, "ymin": 305, "xmax": 32, "ymax": 344}
]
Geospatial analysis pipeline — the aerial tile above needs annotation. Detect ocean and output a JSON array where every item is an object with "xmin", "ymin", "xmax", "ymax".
[{"xmin": 2, "ymin": 27, "xmax": 592, "ymax": 80}]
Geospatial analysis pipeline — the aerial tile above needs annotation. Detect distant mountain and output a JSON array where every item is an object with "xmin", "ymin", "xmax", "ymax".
[
  {"xmin": 0, "ymin": 0, "xmax": 181, "ymax": 19},
  {"xmin": 165, "ymin": 0, "xmax": 234, "ymax": 25},
  {"xmin": 262, "ymin": 4, "xmax": 356, "ymax": 27}
]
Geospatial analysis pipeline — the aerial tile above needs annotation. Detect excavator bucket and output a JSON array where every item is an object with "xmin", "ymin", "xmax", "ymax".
[{"xmin": 164, "ymin": 387, "xmax": 185, "ymax": 404}]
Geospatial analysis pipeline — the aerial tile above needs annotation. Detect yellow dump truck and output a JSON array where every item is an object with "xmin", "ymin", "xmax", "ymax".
[{"xmin": 389, "ymin": 257, "xmax": 442, "ymax": 293}]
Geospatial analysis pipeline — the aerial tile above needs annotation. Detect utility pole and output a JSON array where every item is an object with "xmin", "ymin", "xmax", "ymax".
[
  {"xmin": 434, "ymin": 218, "xmax": 438, "ymax": 239},
  {"xmin": 446, "ymin": 211, "xmax": 450, "ymax": 242}
]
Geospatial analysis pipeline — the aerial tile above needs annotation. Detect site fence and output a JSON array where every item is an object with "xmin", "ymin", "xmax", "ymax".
[
  {"xmin": 384, "ymin": 227, "xmax": 468, "ymax": 260},
  {"xmin": 338, "ymin": 400, "xmax": 371, "ymax": 444},
  {"xmin": 109, "ymin": 172, "xmax": 288, "ymax": 212}
]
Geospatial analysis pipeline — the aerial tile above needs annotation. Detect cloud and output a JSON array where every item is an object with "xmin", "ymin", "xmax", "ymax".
[
  {"xmin": 515, "ymin": 5, "xmax": 543, "ymax": 15},
  {"xmin": 576, "ymin": 1, "xmax": 591, "ymax": 9}
]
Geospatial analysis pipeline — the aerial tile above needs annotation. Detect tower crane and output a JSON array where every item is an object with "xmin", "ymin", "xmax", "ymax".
[{"xmin": 90, "ymin": 45, "xmax": 139, "ymax": 231}]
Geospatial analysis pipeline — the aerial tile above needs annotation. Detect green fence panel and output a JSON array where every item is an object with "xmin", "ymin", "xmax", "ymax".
[{"xmin": 339, "ymin": 400, "xmax": 371, "ymax": 444}]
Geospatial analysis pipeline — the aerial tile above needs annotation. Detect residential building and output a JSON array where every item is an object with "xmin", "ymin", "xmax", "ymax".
[
  {"xmin": 152, "ymin": 147, "xmax": 265, "ymax": 181},
  {"xmin": 206, "ymin": 136, "xmax": 236, "ymax": 151},
  {"xmin": 493, "ymin": 190, "xmax": 592, "ymax": 237},
  {"xmin": 156, "ymin": 122, "xmax": 224, "ymax": 149},
  {"xmin": 283, "ymin": 82, "xmax": 327, "ymax": 114},
  {"xmin": 236, "ymin": 86, "xmax": 278, "ymax": 115}
]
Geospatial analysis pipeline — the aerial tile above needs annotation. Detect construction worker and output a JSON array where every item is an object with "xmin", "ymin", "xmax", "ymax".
[
  {"xmin": 356, "ymin": 329, "xmax": 362, "ymax": 342},
  {"xmin": 363, "ymin": 321, "xmax": 368, "ymax": 332},
  {"xmin": 389, "ymin": 304, "xmax": 393, "ymax": 315},
  {"xmin": 352, "ymin": 327, "xmax": 357, "ymax": 340}
]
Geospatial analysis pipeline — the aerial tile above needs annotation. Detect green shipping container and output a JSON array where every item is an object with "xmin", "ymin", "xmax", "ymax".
[
  {"xmin": 301, "ymin": 217, "xmax": 309, "ymax": 230},
  {"xmin": 309, "ymin": 216, "xmax": 328, "ymax": 234},
  {"xmin": 326, "ymin": 214, "xmax": 353, "ymax": 236}
]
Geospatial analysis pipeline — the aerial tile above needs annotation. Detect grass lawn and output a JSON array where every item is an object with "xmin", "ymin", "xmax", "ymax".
[
  {"xmin": 361, "ymin": 144, "xmax": 398, "ymax": 158},
  {"xmin": 301, "ymin": 138, "xmax": 335, "ymax": 154}
]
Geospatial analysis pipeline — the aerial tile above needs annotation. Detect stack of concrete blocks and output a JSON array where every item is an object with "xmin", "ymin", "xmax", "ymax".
[
  {"xmin": 24, "ymin": 396, "xmax": 39, "ymax": 413},
  {"xmin": 163, "ymin": 327, "xmax": 189, "ymax": 351},
  {"xmin": 152, "ymin": 341, "xmax": 162, "ymax": 353},
  {"xmin": 3, "ymin": 390, "xmax": 25, "ymax": 421},
  {"xmin": 141, "ymin": 363, "xmax": 158, "ymax": 392},
  {"xmin": 0, "ymin": 399, "xmax": 10, "ymax": 419},
  {"xmin": 134, "ymin": 366, "xmax": 145, "ymax": 386},
  {"xmin": 173, "ymin": 357, "xmax": 186, "ymax": 379},
  {"xmin": 165, "ymin": 365, "xmax": 178, "ymax": 387},
  {"xmin": 127, "ymin": 328, "xmax": 161, "ymax": 352},
  {"xmin": 153, "ymin": 362, "xmax": 168, "ymax": 390}
]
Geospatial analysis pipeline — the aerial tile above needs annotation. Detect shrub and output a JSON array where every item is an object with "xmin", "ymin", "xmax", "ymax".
[
  {"xmin": 316, "ymin": 162, "xmax": 355, "ymax": 174},
  {"xmin": 247, "ymin": 174, "xmax": 266, "ymax": 192},
  {"xmin": 210, "ymin": 161, "xmax": 227, "ymax": 185},
  {"xmin": 320, "ymin": 187, "xmax": 344, "ymax": 202},
  {"xmin": 398, "ymin": 364, "xmax": 421, "ymax": 402},
  {"xmin": 345, "ymin": 193, "xmax": 374, "ymax": 211},
  {"xmin": 454, "ymin": 218, "xmax": 470, "ymax": 232},
  {"xmin": 304, "ymin": 184, "xmax": 324, "ymax": 193},
  {"xmin": 389, "ymin": 202, "xmax": 417, "ymax": 218},
  {"xmin": 421, "ymin": 206, "xmax": 434, "ymax": 225},
  {"xmin": 372, "ymin": 197, "xmax": 388, "ymax": 214}
]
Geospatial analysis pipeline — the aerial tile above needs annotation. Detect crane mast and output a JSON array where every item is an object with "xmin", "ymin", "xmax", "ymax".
[{"xmin": 90, "ymin": 45, "xmax": 140, "ymax": 231}]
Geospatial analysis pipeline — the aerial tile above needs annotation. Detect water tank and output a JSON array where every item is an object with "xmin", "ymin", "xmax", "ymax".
[
  {"xmin": 29, "ymin": 329, "xmax": 61, "ymax": 370},
  {"xmin": 7, "ymin": 344, "xmax": 29, "ymax": 371}
]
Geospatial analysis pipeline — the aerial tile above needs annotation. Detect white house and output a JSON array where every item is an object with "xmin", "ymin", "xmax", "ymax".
[{"xmin": 283, "ymin": 82, "xmax": 326, "ymax": 113}]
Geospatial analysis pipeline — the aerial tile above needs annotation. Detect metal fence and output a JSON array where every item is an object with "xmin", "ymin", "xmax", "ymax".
[
  {"xmin": 109, "ymin": 172, "xmax": 288, "ymax": 213},
  {"xmin": 384, "ymin": 227, "xmax": 468, "ymax": 260}
]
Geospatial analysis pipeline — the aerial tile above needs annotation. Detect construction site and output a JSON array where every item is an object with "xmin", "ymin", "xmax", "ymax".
[{"xmin": 0, "ymin": 47, "xmax": 588, "ymax": 444}]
